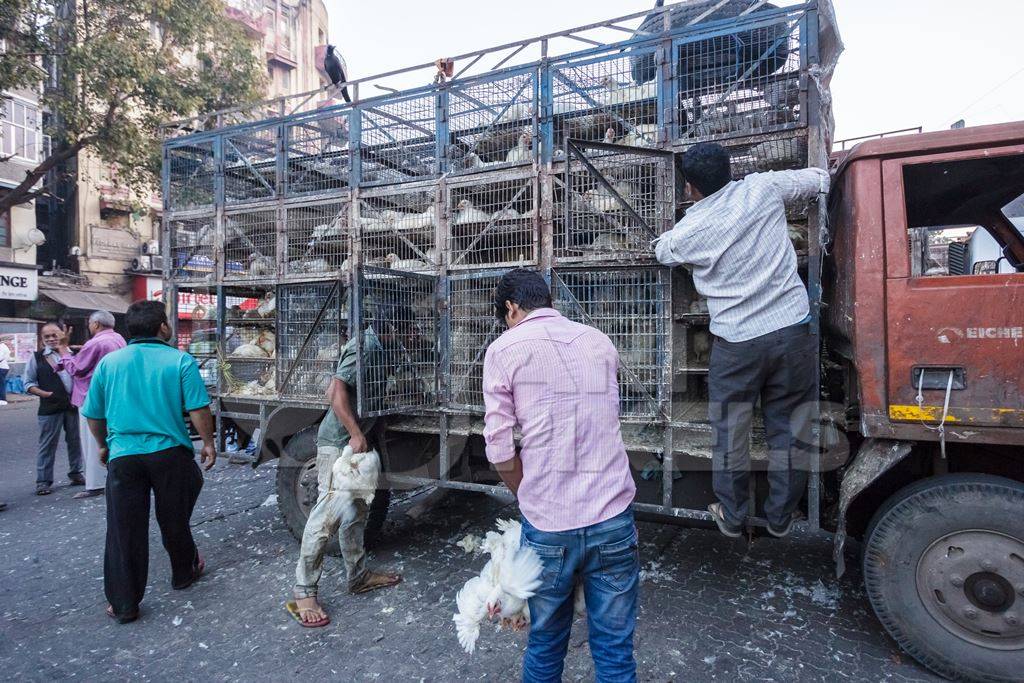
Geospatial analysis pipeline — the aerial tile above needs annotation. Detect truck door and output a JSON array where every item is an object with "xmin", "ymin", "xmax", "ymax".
[{"xmin": 883, "ymin": 147, "xmax": 1024, "ymax": 432}]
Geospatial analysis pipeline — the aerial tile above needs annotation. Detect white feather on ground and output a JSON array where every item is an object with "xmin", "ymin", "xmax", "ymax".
[{"xmin": 329, "ymin": 446, "xmax": 381, "ymax": 505}]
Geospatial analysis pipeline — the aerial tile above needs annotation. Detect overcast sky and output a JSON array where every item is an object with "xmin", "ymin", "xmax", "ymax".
[{"xmin": 328, "ymin": 0, "xmax": 1024, "ymax": 142}]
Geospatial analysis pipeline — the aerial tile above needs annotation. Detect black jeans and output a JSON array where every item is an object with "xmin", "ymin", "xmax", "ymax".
[
  {"xmin": 104, "ymin": 446, "xmax": 204, "ymax": 616},
  {"xmin": 708, "ymin": 322, "xmax": 816, "ymax": 527}
]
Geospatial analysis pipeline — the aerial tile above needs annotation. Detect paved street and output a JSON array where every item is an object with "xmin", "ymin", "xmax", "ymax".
[{"xmin": 0, "ymin": 398, "xmax": 938, "ymax": 682}]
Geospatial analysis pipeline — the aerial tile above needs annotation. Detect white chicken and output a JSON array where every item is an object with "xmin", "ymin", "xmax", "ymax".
[
  {"xmin": 490, "ymin": 207, "xmax": 520, "ymax": 222},
  {"xmin": 599, "ymin": 76, "xmax": 657, "ymax": 106},
  {"xmin": 454, "ymin": 199, "xmax": 491, "ymax": 225},
  {"xmin": 603, "ymin": 127, "xmax": 617, "ymax": 144},
  {"xmin": 247, "ymin": 254, "xmax": 274, "ymax": 277},
  {"xmin": 453, "ymin": 518, "xmax": 544, "ymax": 655},
  {"xmin": 230, "ymin": 343, "xmax": 268, "ymax": 358},
  {"xmin": 620, "ymin": 124, "xmax": 659, "ymax": 148},
  {"xmin": 310, "ymin": 221, "xmax": 343, "ymax": 244},
  {"xmin": 583, "ymin": 181, "xmax": 634, "ymax": 214},
  {"xmin": 329, "ymin": 445, "xmax": 381, "ymax": 505},
  {"xmin": 505, "ymin": 130, "xmax": 532, "ymax": 164},
  {"xmin": 385, "ymin": 252, "xmax": 429, "ymax": 272},
  {"xmin": 257, "ymin": 292, "xmax": 276, "ymax": 318},
  {"xmin": 256, "ymin": 330, "xmax": 276, "ymax": 357}
]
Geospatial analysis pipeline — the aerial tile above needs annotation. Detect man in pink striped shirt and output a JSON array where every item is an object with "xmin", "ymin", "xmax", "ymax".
[{"xmin": 483, "ymin": 269, "xmax": 638, "ymax": 683}]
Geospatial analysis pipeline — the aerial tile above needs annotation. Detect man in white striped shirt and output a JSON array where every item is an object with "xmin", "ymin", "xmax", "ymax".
[{"xmin": 654, "ymin": 142, "xmax": 830, "ymax": 538}]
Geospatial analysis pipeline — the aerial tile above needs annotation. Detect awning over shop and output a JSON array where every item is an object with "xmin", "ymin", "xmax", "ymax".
[{"xmin": 40, "ymin": 288, "xmax": 131, "ymax": 314}]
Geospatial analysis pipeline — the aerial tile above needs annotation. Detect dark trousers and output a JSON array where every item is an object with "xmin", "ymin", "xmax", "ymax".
[
  {"xmin": 36, "ymin": 408, "xmax": 83, "ymax": 485},
  {"xmin": 0, "ymin": 368, "xmax": 8, "ymax": 400},
  {"xmin": 708, "ymin": 322, "xmax": 816, "ymax": 527},
  {"xmin": 104, "ymin": 447, "xmax": 203, "ymax": 616}
]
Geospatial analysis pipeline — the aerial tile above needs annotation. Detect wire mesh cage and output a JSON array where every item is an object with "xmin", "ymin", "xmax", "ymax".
[
  {"xmin": 550, "ymin": 48, "xmax": 661, "ymax": 152},
  {"xmin": 167, "ymin": 140, "xmax": 216, "ymax": 212},
  {"xmin": 557, "ymin": 140, "xmax": 674, "ymax": 262},
  {"xmin": 669, "ymin": 4, "xmax": 805, "ymax": 144},
  {"xmin": 358, "ymin": 183, "xmax": 439, "ymax": 271},
  {"xmin": 219, "ymin": 285, "xmax": 278, "ymax": 398},
  {"xmin": 714, "ymin": 128, "xmax": 808, "ymax": 177},
  {"xmin": 285, "ymin": 108, "xmax": 351, "ymax": 197},
  {"xmin": 552, "ymin": 267, "xmax": 671, "ymax": 420},
  {"xmin": 175, "ymin": 286, "xmax": 220, "ymax": 388},
  {"xmin": 277, "ymin": 281, "xmax": 347, "ymax": 400},
  {"xmin": 223, "ymin": 125, "xmax": 279, "ymax": 205},
  {"xmin": 224, "ymin": 209, "xmax": 278, "ymax": 281},
  {"xmin": 447, "ymin": 171, "xmax": 537, "ymax": 270},
  {"xmin": 168, "ymin": 215, "xmax": 217, "ymax": 283},
  {"xmin": 283, "ymin": 201, "xmax": 351, "ymax": 279},
  {"xmin": 356, "ymin": 267, "xmax": 439, "ymax": 416},
  {"xmin": 359, "ymin": 92, "xmax": 439, "ymax": 187},
  {"xmin": 446, "ymin": 270, "xmax": 507, "ymax": 412},
  {"xmin": 448, "ymin": 70, "xmax": 537, "ymax": 174}
]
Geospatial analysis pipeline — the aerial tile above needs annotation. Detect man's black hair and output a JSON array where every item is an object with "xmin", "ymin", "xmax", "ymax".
[
  {"xmin": 680, "ymin": 142, "xmax": 733, "ymax": 198},
  {"xmin": 494, "ymin": 269, "xmax": 552, "ymax": 321},
  {"xmin": 373, "ymin": 302, "xmax": 415, "ymax": 335},
  {"xmin": 126, "ymin": 300, "xmax": 168, "ymax": 339}
]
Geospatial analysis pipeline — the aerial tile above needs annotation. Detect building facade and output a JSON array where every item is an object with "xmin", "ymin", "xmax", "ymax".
[{"xmin": 40, "ymin": 0, "xmax": 331, "ymax": 319}]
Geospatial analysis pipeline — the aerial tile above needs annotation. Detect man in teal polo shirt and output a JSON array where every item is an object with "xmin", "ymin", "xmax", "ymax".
[{"xmin": 82, "ymin": 300, "xmax": 216, "ymax": 624}]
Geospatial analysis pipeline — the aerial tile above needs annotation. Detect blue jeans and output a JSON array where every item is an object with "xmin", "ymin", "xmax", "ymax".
[{"xmin": 521, "ymin": 508, "xmax": 639, "ymax": 683}]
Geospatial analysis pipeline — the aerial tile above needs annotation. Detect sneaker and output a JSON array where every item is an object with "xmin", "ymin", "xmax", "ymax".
[
  {"xmin": 767, "ymin": 512, "xmax": 801, "ymax": 538},
  {"xmin": 0, "ymin": 400, "xmax": 8, "ymax": 406},
  {"xmin": 707, "ymin": 502, "xmax": 743, "ymax": 538}
]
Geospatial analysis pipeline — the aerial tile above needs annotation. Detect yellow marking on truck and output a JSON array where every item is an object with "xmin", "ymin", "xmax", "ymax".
[{"xmin": 889, "ymin": 405, "xmax": 960, "ymax": 423}]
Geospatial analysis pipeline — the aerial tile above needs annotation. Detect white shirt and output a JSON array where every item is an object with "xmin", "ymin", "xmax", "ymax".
[
  {"xmin": 0, "ymin": 342, "xmax": 10, "ymax": 370},
  {"xmin": 654, "ymin": 168, "xmax": 830, "ymax": 342}
]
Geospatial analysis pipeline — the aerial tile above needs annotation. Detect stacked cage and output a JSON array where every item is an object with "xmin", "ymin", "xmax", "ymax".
[
  {"xmin": 277, "ymin": 281, "xmax": 347, "ymax": 400},
  {"xmin": 219, "ymin": 285, "xmax": 278, "ymax": 398}
]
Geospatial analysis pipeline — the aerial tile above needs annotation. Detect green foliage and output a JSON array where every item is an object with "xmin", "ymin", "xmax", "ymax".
[{"xmin": 0, "ymin": 0, "xmax": 266, "ymax": 209}]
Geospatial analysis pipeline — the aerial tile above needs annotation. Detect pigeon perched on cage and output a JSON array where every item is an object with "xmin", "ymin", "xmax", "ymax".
[
  {"xmin": 323, "ymin": 45, "xmax": 351, "ymax": 104},
  {"xmin": 454, "ymin": 199, "xmax": 491, "ymax": 226},
  {"xmin": 505, "ymin": 130, "xmax": 532, "ymax": 164}
]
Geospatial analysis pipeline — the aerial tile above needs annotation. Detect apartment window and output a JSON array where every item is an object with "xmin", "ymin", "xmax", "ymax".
[
  {"xmin": 2, "ymin": 98, "xmax": 42, "ymax": 162},
  {"xmin": 318, "ymin": 29, "xmax": 325, "ymax": 44},
  {"xmin": 0, "ymin": 207, "xmax": 10, "ymax": 248}
]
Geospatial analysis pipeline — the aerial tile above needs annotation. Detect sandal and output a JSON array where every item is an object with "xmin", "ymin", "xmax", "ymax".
[
  {"xmin": 349, "ymin": 570, "xmax": 402, "ymax": 595},
  {"xmin": 106, "ymin": 604, "xmax": 139, "ymax": 624},
  {"xmin": 35, "ymin": 484, "xmax": 52, "ymax": 496},
  {"xmin": 173, "ymin": 554, "xmax": 205, "ymax": 590},
  {"xmin": 285, "ymin": 600, "xmax": 331, "ymax": 628}
]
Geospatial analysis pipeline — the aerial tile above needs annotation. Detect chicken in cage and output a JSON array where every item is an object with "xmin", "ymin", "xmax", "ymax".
[
  {"xmin": 286, "ymin": 115, "xmax": 351, "ymax": 197},
  {"xmin": 448, "ymin": 71, "xmax": 536, "ymax": 171},
  {"xmin": 448, "ymin": 175, "xmax": 537, "ymax": 269},
  {"xmin": 170, "ymin": 218, "xmax": 216, "ymax": 282},
  {"xmin": 447, "ymin": 275, "xmax": 506, "ymax": 409},
  {"xmin": 223, "ymin": 126, "xmax": 278, "ymax": 204},
  {"xmin": 284, "ymin": 202, "xmax": 350, "ymax": 277},
  {"xmin": 224, "ymin": 210, "xmax": 277, "ymax": 280},
  {"xmin": 359, "ymin": 192, "xmax": 439, "ymax": 272}
]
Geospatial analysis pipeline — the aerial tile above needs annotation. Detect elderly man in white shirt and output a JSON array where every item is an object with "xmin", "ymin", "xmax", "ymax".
[{"xmin": 654, "ymin": 142, "xmax": 830, "ymax": 538}]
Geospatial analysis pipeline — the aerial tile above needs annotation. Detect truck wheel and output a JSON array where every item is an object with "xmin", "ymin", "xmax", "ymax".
[
  {"xmin": 863, "ymin": 473, "xmax": 1024, "ymax": 682},
  {"xmin": 276, "ymin": 428, "xmax": 392, "ymax": 556}
]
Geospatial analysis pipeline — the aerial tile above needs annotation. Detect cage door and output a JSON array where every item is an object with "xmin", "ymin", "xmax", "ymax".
[
  {"xmin": 354, "ymin": 266, "xmax": 440, "ymax": 417},
  {"xmin": 563, "ymin": 139, "xmax": 675, "ymax": 262}
]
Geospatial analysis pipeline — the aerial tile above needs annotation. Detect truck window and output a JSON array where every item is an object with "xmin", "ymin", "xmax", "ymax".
[{"xmin": 902, "ymin": 154, "xmax": 1024, "ymax": 277}]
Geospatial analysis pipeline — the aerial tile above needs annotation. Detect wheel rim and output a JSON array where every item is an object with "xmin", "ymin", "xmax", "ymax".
[
  {"xmin": 296, "ymin": 458, "xmax": 320, "ymax": 519},
  {"xmin": 917, "ymin": 529, "xmax": 1024, "ymax": 650}
]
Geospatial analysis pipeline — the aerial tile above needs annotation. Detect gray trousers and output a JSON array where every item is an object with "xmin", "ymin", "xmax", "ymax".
[
  {"xmin": 37, "ymin": 409, "xmax": 83, "ymax": 485},
  {"xmin": 293, "ymin": 446, "xmax": 370, "ymax": 599},
  {"xmin": 708, "ymin": 322, "xmax": 816, "ymax": 528}
]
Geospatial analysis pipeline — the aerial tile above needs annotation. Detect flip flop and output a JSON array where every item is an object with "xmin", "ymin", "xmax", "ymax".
[
  {"xmin": 349, "ymin": 571, "xmax": 402, "ymax": 595},
  {"xmin": 285, "ymin": 601, "xmax": 331, "ymax": 628}
]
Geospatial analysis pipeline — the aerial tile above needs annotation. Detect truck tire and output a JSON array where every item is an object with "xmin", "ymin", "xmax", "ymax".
[
  {"xmin": 862, "ymin": 473, "xmax": 1024, "ymax": 682},
  {"xmin": 276, "ymin": 428, "xmax": 392, "ymax": 556}
]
